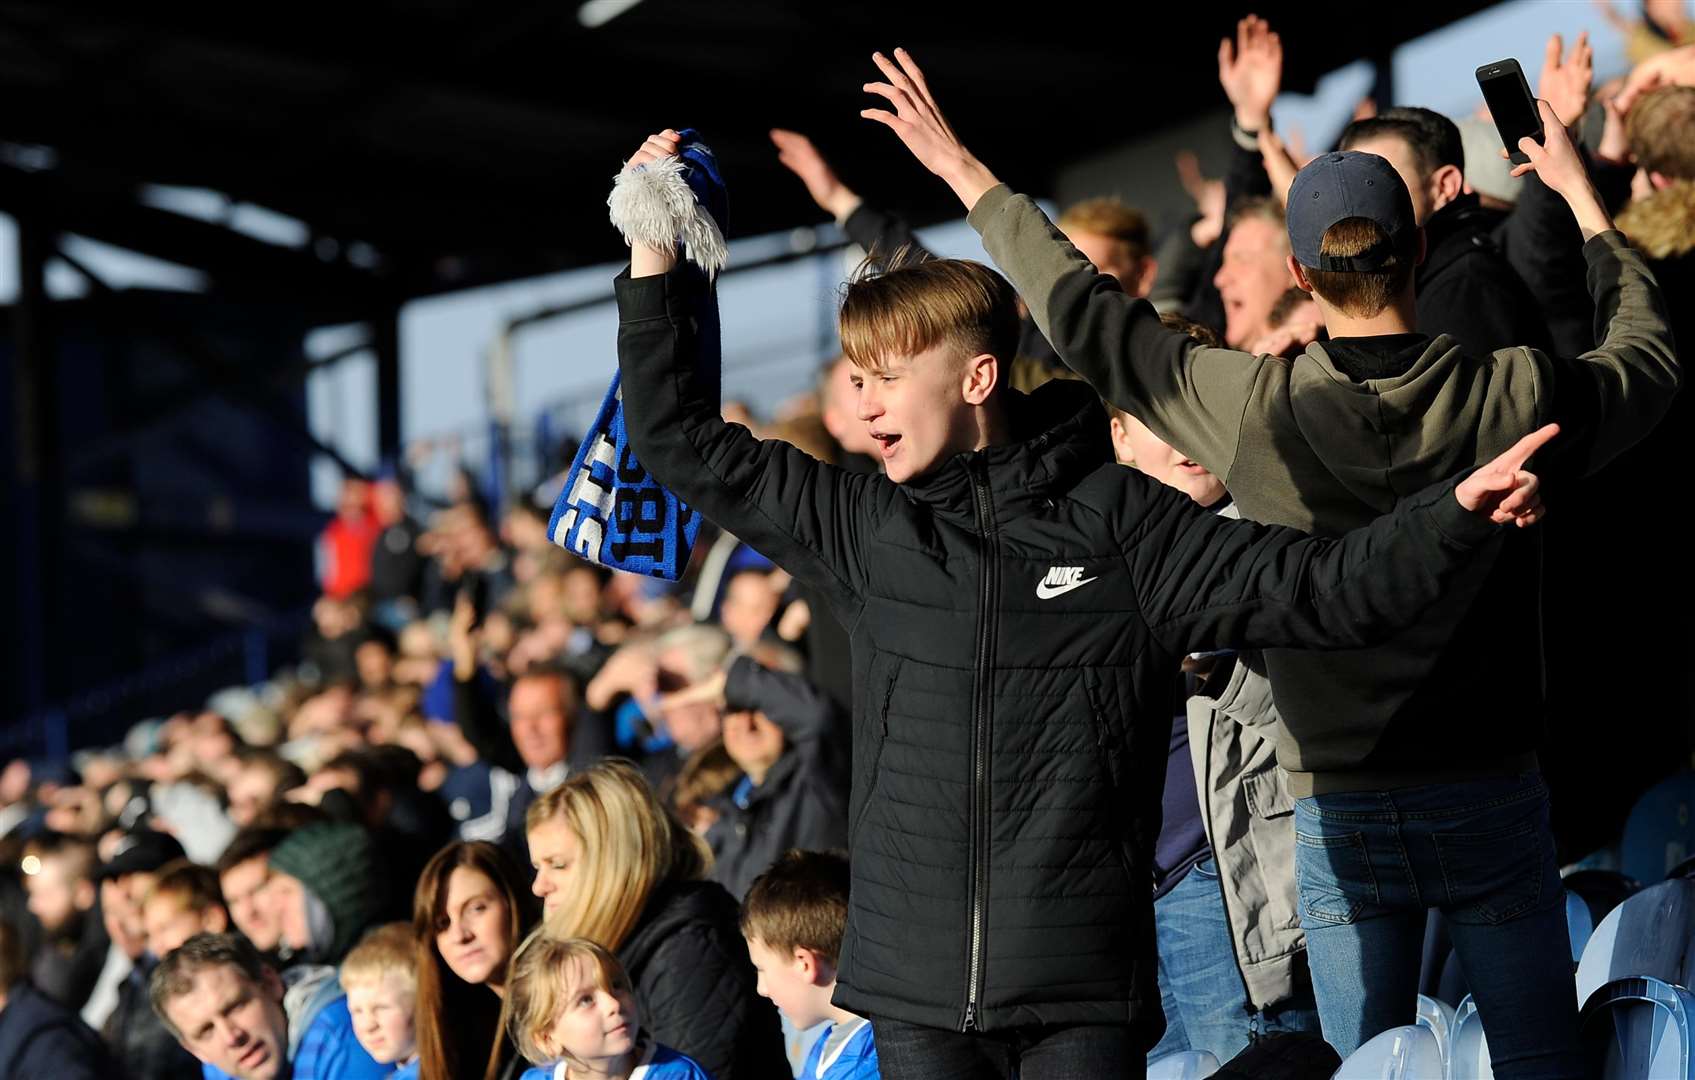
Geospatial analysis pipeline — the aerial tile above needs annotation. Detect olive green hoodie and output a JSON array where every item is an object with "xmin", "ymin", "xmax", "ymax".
[{"xmin": 969, "ymin": 183, "xmax": 1678, "ymax": 795}]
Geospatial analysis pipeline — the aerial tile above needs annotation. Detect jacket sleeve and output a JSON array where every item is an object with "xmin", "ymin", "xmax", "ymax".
[
  {"xmin": 1121, "ymin": 469, "xmax": 1501, "ymax": 657},
  {"xmin": 967, "ymin": 184, "xmax": 1261, "ymax": 479},
  {"xmin": 616, "ymin": 268, "xmax": 874, "ymax": 618},
  {"xmin": 840, "ymin": 202, "xmax": 934, "ymax": 265},
  {"xmin": 452, "ymin": 671, "xmax": 525, "ymax": 775},
  {"xmin": 635, "ymin": 924, "xmax": 772, "ymax": 1080},
  {"xmin": 722, "ymin": 654, "xmax": 836, "ymax": 745},
  {"xmin": 1495, "ymin": 168, "xmax": 1595, "ymax": 356},
  {"xmin": 10, "ymin": 1021, "xmax": 107, "ymax": 1080},
  {"xmin": 1537, "ymin": 230, "xmax": 1681, "ymax": 477}
]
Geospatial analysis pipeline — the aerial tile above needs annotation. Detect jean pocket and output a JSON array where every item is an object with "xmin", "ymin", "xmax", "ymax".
[
  {"xmin": 1294, "ymin": 830, "xmax": 1377, "ymax": 926},
  {"xmin": 1432, "ymin": 813, "xmax": 1551, "ymax": 925}
]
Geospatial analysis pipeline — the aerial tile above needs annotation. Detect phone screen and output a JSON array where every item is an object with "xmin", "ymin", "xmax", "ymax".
[{"xmin": 1478, "ymin": 63, "xmax": 1542, "ymax": 161}]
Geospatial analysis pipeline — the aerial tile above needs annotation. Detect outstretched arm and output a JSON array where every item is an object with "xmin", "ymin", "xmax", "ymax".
[
  {"xmin": 770, "ymin": 128, "xmax": 935, "ymax": 265},
  {"xmin": 1133, "ymin": 426, "xmax": 1558, "ymax": 657}
]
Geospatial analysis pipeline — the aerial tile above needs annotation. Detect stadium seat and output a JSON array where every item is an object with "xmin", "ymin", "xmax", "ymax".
[
  {"xmin": 1580, "ymin": 976, "xmax": 1695, "ymax": 1079},
  {"xmin": 1416, "ymin": 993, "xmax": 1456, "ymax": 1067},
  {"xmin": 1621, "ymin": 772, "xmax": 1695, "ymax": 884},
  {"xmin": 1332, "ymin": 1024, "xmax": 1444, "ymax": 1079},
  {"xmin": 1564, "ymin": 868, "xmax": 1644, "ymax": 927},
  {"xmin": 1568, "ymin": 887, "xmax": 1597, "ymax": 963},
  {"xmin": 1147, "ymin": 1049, "xmax": 1221, "ymax": 1079},
  {"xmin": 1577, "ymin": 879, "xmax": 1695, "ymax": 1010},
  {"xmin": 1449, "ymin": 995, "xmax": 1495, "ymax": 1080}
]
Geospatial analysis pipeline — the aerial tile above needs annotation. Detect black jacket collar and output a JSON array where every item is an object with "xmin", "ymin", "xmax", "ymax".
[{"xmin": 898, "ymin": 379, "xmax": 1111, "ymax": 525}]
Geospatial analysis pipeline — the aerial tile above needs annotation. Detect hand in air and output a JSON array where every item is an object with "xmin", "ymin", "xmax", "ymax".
[{"xmin": 860, "ymin": 48, "xmax": 1001, "ymax": 210}]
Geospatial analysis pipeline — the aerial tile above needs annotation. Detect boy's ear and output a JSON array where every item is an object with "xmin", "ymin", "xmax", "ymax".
[
  {"xmin": 1286, "ymin": 256, "xmax": 1315, "ymax": 295},
  {"xmin": 961, "ymin": 352, "xmax": 999, "ymax": 406},
  {"xmin": 792, "ymin": 946, "xmax": 837, "ymax": 987},
  {"xmin": 1431, "ymin": 163, "xmax": 1464, "ymax": 208}
]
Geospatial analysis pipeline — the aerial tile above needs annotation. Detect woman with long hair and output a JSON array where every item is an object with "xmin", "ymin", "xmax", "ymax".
[
  {"xmin": 525, "ymin": 760, "xmax": 785, "ymax": 1080},
  {"xmin": 413, "ymin": 840, "xmax": 539, "ymax": 1080}
]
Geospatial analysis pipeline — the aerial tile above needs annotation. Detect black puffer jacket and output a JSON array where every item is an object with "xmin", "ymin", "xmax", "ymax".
[
  {"xmin": 617, "ymin": 880, "xmax": 786, "ymax": 1080},
  {"xmin": 616, "ymin": 265, "xmax": 1502, "ymax": 1042}
]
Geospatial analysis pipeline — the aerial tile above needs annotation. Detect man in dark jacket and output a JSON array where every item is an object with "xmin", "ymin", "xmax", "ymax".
[
  {"xmin": 19, "ymin": 831, "xmax": 107, "ymax": 1012},
  {"xmin": 1339, "ymin": 107, "xmax": 1562, "ymax": 356},
  {"xmin": 668, "ymin": 654, "xmax": 850, "ymax": 900},
  {"xmin": 0, "ymin": 916, "xmax": 115, "ymax": 1080},
  {"xmin": 616, "ymin": 120, "xmax": 1547, "ymax": 1077}
]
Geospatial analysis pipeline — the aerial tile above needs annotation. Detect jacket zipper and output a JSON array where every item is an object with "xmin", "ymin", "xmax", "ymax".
[{"xmin": 964, "ymin": 459, "xmax": 996, "ymax": 1032}]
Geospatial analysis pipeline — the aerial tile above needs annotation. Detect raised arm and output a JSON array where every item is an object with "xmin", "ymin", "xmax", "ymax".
[
  {"xmin": 619, "ymin": 131, "xmax": 877, "ymax": 617},
  {"xmin": 858, "ymin": 50, "xmax": 1261, "ymax": 478},
  {"xmin": 770, "ymin": 128, "xmax": 936, "ymax": 265},
  {"xmin": 1130, "ymin": 426, "xmax": 1557, "ymax": 657},
  {"xmin": 1504, "ymin": 103, "xmax": 1680, "ymax": 475}
]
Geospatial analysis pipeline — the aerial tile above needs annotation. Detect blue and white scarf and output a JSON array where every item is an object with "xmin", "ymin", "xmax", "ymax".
[{"xmin": 548, "ymin": 129, "xmax": 727, "ymax": 579}]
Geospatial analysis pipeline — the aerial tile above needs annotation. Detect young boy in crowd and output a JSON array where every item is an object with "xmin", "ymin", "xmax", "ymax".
[
  {"xmin": 860, "ymin": 47, "xmax": 1674, "ymax": 1075},
  {"xmin": 612, "ymin": 123, "xmax": 1549, "ymax": 1077},
  {"xmin": 339, "ymin": 924, "xmax": 419, "ymax": 1080},
  {"xmin": 509, "ymin": 935, "xmax": 709, "ymax": 1080},
  {"xmin": 741, "ymin": 851, "xmax": 877, "ymax": 1080},
  {"xmin": 142, "ymin": 860, "xmax": 232, "ymax": 961}
]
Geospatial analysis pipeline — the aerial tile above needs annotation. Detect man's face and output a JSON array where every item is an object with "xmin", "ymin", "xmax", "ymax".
[
  {"xmin": 719, "ymin": 574, "xmax": 780, "ymax": 650},
  {"xmin": 255, "ymin": 870, "xmax": 311, "ymax": 953},
  {"xmin": 822, "ymin": 358, "xmax": 881, "ymax": 458},
  {"xmin": 852, "ymin": 344, "xmax": 986, "ymax": 485},
  {"xmin": 347, "ymin": 976, "xmax": 417, "ymax": 1064},
  {"xmin": 1347, "ymin": 134, "xmax": 1437, "ymax": 225},
  {"xmin": 1064, "ymin": 229, "xmax": 1151, "ymax": 296},
  {"xmin": 220, "ymin": 856, "xmax": 280, "ymax": 952},
  {"xmin": 354, "ymin": 641, "xmax": 394, "ymax": 690},
  {"xmin": 102, "ymin": 872, "xmax": 157, "ymax": 961},
  {"xmin": 1110, "ymin": 414, "xmax": 1228, "ymax": 508},
  {"xmin": 509, "ymin": 675, "xmax": 572, "ymax": 772},
  {"xmin": 165, "ymin": 963, "xmax": 289, "ymax": 1080},
  {"xmin": 1214, "ymin": 217, "xmax": 1293, "ymax": 348},
  {"xmin": 145, "ymin": 895, "xmax": 227, "ymax": 960},
  {"xmin": 655, "ymin": 647, "xmax": 723, "ymax": 754},
  {"xmin": 746, "ymin": 936, "xmax": 830, "ymax": 1030},
  {"xmin": 722, "ymin": 711, "xmax": 786, "ymax": 780},
  {"xmin": 226, "ymin": 766, "xmax": 279, "ymax": 829},
  {"xmin": 23, "ymin": 855, "xmax": 87, "ymax": 935}
]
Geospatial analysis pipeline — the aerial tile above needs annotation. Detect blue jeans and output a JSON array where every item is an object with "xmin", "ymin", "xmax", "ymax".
[
  {"xmin": 1293, "ymin": 772, "xmax": 1581, "ymax": 1079},
  {"xmin": 872, "ymin": 1016, "xmax": 1144, "ymax": 1080},
  {"xmin": 1148, "ymin": 857, "xmax": 1321, "ymax": 1064}
]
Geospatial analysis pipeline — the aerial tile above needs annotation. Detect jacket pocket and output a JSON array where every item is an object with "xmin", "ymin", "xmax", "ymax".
[
  {"xmin": 1243, "ymin": 766, "xmax": 1294, "ymax": 820},
  {"xmin": 848, "ymin": 654, "xmax": 902, "ymax": 842}
]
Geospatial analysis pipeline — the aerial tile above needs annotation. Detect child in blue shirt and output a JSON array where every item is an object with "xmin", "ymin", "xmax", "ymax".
[
  {"xmin": 510, "ymin": 934, "xmax": 711, "ymax": 1080},
  {"xmin": 740, "ymin": 852, "xmax": 878, "ymax": 1080},
  {"xmin": 340, "ymin": 924, "xmax": 420, "ymax": 1080}
]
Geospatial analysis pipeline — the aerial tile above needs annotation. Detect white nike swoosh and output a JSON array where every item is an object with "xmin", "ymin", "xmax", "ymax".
[{"xmin": 1035, "ymin": 576, "xmax": 1098, "ymax": 600}]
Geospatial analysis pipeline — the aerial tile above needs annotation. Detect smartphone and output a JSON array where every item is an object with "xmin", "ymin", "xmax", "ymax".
[{"xmin": 1476, "ymin": 58, "xmax": 1543, "ymax": 166}]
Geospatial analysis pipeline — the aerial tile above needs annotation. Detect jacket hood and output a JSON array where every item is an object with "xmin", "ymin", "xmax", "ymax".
[
  {"xmin": 1618, "ymin": 180, "xmax": 1695, "ymax": 260},
  {"xmin": 1292, "ymin": 334, "xmax": 1534, "ymax": 513},
  {"xmin": 899, "ymin": 377, "xmax": 1111, "ymax": 523}
]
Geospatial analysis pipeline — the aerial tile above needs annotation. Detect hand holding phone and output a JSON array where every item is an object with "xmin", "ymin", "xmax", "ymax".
[{"xmin": 1476, "ymin": 58, "xmax": 1543, "ymax": 166}]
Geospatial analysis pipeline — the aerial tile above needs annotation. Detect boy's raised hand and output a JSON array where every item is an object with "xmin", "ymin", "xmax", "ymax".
[
  {"xmin": 770, "ymin": 129, "xmax": 862, "ymax": 220},
  {"xmin": 624, "ymin": 129, "xmax": 683, "ymax": 276},
  {"xmin": 1455, "ymin": 424, "xmax": 1559, "ymax": 527},
  {"xmin": 861, "ymin": 48, "xmax": 1002, "ymax": 211},
  {"xmin": 1504, "ymin": 100, "xmax": 1613, "ymax": 238}
]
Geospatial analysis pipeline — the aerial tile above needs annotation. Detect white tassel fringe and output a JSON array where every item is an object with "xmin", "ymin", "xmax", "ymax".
[{"xmin": 608, "ymin": 156, "xmax": 728, "ymax": 277}]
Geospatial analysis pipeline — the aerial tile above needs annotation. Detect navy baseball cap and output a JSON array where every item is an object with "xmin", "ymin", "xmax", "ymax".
[{"xmin": 1287, "ymin": 151, "xmax": 1417, "ymax": 271}]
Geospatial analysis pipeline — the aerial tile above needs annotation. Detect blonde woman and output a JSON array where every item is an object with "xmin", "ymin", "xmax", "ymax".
[{"xmin": 524, "ymin": 760, "xmax": 784, "ymax": 1080}]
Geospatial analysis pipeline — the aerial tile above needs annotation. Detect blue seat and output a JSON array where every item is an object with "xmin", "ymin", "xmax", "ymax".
[
  {"xmin": 1581, "ymin": 976, "xmax": 1695, "ymax": 1079},
  {"xmin": 1568, "ymin": 888, "xmax": 1597, "ymax": 963},
  {"xmin": 1448, "ymin": 996, "xmax": 1495, "ymax": 1080},
  {"xmin": 1565, "ymin": 869, "xmax": 1643, "ymax": 929},
  {"xmin": 1417, "ymin": 994, "xmax": 1457, "ymax": 1066},
  {"xmin": 1621, "ymin": 772, "xmax": 1695, "ymax": 884},
  {"xmin": 1332, "ymin": 1024, "xmax": 1444, "ymax": 1080},
  {"xmin": 1577, "ymin": 879, "xmax": 1695, "ymax": 1010},
  {"xmin": 1147, "ymin": 1050, "xmax": 1220, "ymax": 1080}
]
